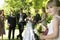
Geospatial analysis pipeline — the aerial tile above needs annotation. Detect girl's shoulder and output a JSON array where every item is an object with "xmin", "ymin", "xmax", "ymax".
[
  {"xmin": 56, "ymin": 16, "xmax": 60, "ymax": 21},
  {"xmin": 52, "ymin": 16, "xmax": 60, "ymax": 24},
  {"xmin": 56, "ymin": 16, "xmax": 60, "ymax": 25}
]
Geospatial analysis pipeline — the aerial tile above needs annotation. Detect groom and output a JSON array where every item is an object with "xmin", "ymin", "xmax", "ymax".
[{"xmin": 16, "ymin": 8, "xmax": 27, "ymax": 40}]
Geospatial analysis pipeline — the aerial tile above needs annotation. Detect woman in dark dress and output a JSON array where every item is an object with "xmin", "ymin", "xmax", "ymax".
[{"xmin": 0, "ymin": 10, "xmax": 5, "ymax": 40}]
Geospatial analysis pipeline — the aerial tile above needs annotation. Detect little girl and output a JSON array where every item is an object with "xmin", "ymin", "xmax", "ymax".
[{"xmin": 40, "ymin": 0, "xmax": 60, "ymax": 40}]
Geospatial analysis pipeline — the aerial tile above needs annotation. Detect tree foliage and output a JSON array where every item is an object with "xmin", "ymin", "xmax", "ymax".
[{"xmin": 4, "ymin": 0, "xmax": 48, "ymax": 15}]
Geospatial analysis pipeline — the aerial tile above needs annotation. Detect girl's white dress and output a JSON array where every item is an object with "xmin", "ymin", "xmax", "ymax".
[
  {"xmin": 47, "ymin": 16, "xmax": 60, "ymax": 40},
  {"xmin": 23, "ymin": 21, "xmax": 35, "ymax": 40}
]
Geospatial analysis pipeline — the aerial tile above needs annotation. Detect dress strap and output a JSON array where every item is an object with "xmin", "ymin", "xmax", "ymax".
[{"xmin": 56, "ymin": 16, "xmax": 60, "ymax": 19}]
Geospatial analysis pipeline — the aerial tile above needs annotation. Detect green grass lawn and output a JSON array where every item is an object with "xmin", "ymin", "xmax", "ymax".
[
  {"xmin": 3, "ymin": 39, "xmax": 16, "ymax": 40},
  {"xmin": 0, "ymin": 29, "xmax": 19, "ymax": 40}
]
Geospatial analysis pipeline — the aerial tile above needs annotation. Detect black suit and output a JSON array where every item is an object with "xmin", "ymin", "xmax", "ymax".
[
  {"xmin": 33, "ymin": 13, "xmax": 41, "ymax": 29},
  {"xmin": 8, "ymin": 15, "xmax": 16, "ymax": 40},
  {"xmin": 16, "ymin": 13, "xmax": 27, "ymax": 40},
  {"xmin": 23, "ymin": 13, "xmax": 27, "ymax": 25},
  {"xmin": 33, "ymin": 13, "xmax": 41, "ymax": 40}
]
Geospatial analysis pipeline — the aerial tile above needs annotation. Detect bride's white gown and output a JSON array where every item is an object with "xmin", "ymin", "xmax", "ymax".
[
  {"xmin": 23, "ymin": 21, "xmax": 35, "ymax": 40},
  {"xmin": 47, "ymin": 16, "xmax": 60, "ymax": 40}
]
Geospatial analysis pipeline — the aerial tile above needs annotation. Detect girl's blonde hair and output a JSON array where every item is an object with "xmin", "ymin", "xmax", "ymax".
[
  {"xmin": 47, "ymin": 0, "xmax": 60, "ymax": 15},
  {"xmin": 47, "ymin": 0, "xmax": 60, "ymax": 7}
]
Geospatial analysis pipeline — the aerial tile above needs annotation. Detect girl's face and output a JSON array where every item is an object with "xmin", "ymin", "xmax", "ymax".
[{"xmin": 46, "ymin": 3, "xmax": 57, "ymax": 16}]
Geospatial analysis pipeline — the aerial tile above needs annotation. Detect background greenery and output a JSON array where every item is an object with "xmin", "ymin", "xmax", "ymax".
[
  {"xmin": 4, "ymin": 0, "xmax": 48, "ymax": 15},
  {"xmin": 0, "ymin": 0, "xmax": 53, "ymax": 30},
  {"xmin": 0, "ymin": 0, "xmax": 56, "ymax": 39}
]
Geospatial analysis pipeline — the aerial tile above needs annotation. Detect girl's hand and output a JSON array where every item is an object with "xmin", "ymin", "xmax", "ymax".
[{"xmin": 40, "ymin": 34, "xmax": 46, "ymax": 39}]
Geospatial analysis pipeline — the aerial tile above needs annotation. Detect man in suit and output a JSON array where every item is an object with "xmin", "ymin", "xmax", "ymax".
[
  {"xmin": 33, "ymin": 9, "xmax": 41, "ymax": 29},
  {"xmin": 8, "ymin": 10, "xmax": 16, "ymax": 40},
  {"xmin": 16, "ymin": 8, "xmax": 27, "ymax": 40},
  {"xmin": 32, "ymin": 9, "xmax": 41, "ymax": 40}
]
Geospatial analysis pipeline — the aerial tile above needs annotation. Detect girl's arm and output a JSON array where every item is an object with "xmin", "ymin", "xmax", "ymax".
[{"xmin": 40, "ymin": 18, "xmax": 59, "ymax": 39}]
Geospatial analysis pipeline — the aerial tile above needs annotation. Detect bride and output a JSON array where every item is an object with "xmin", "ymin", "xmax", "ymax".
[{"xmin": 23, "ymin": 12, "xmax": 35, "ymax": 40}]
